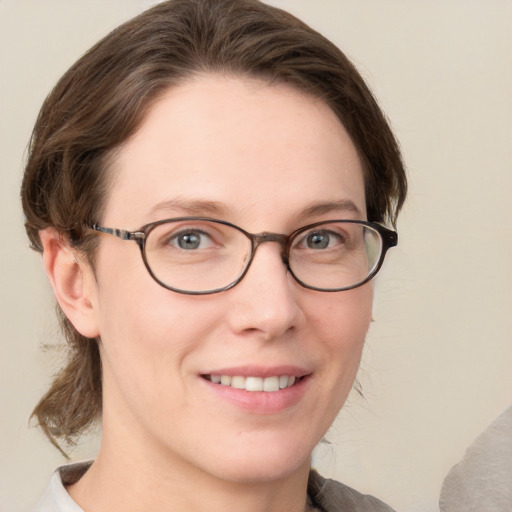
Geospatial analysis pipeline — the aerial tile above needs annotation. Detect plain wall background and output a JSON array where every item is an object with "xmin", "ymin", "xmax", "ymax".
[{"xmin": 1, "ymin": 1, "xmax": 511, "ymax": 511}]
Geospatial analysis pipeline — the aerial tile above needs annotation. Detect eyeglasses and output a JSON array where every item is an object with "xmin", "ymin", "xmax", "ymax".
[{"xmin": 91, "ymin": 217, "xmax": 397, "ymax": 295}]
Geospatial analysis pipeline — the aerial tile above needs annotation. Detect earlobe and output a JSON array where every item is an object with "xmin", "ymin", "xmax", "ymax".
[{"xmin": 39, "ymin": 228, "xmax": 100, "ymax": 339}]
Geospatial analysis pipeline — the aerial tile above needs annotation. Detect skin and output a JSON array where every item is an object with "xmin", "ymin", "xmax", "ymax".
[{"xmin": 41, "ymin": 74, "xmax": 373, "ymax": 512}]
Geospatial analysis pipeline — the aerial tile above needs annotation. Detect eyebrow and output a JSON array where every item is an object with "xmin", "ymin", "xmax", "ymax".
[
  {"xmin": 296, "ymin": 199, "xmax": 364, "ymax": 220},
  {"xmin": 147, "ymin": 197, "xmax": 230, "ymax": 220},
  {"xmin": 146, "ymin": 197, "xmax": 364, "ymax": 223}
]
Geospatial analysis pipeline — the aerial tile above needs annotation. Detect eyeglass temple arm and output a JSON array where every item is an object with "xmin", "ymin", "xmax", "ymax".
[{"xmin": 91, "ymin": 224, "xmax": 144, "ymax": 241}]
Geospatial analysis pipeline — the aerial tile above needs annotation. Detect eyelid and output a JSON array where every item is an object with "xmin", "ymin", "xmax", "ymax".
[
  {"xmin": 151, "ymin": 220, "xmax": 235, "ymax": 249},
  {"xmin": 293, "ymin": 221, "xmax": 350, "ymax": 236},
  {"xmin": 153, "ymin": 219, "xmax": 224, "ymax": 235},
  {"xmin": 293, "ymin": 228, "xmax": 343, "ymax": 245}
]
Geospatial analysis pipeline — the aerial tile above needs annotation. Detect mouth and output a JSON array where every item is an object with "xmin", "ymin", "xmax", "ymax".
[
  {"xmin": 200, "ymin": 368, "xmax": 312, "ymax": 413},
  {"xmin": 202, "ymin": 374, "xmax": 305, "ymax": 392}
]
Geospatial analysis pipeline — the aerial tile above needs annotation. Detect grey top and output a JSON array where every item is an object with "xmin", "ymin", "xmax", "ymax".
[
  {"xmin": 32, "ymin": 462, "xmax": 395, "ymax": 512},
  {"xmin": 308, "ymin": 470, "xmax": 396, "ymax": 511}
]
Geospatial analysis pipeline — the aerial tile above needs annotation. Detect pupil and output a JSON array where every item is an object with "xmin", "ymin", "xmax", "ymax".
[
  {"xmin": 178, "ymin": 233, "xmax": 200, "ymax": 249},
  {"xmin": 307, "ymin": 233, "xmax": 328, "ymax": 249}
]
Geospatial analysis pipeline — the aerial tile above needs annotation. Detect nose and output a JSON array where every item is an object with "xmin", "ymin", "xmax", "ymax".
[{"xmin": 226, "ymin": 242, "xmax": 302, "ymax": 340}]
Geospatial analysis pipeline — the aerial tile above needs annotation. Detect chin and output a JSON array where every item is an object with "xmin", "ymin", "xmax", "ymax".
[
  {"xmin": 211, "ymin": 458, "xmax": 310, "ymax": 485},
  {"xmin": 196, "ymin": 431, "xmax": 315, "ymax": 484}
]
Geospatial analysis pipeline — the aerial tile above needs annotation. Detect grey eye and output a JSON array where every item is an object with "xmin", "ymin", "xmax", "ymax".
[
  {"xmin": 305, "ymin": 231, "xmax": 340, "ymax": 249},
  {"xmin": 172, "ymin": 230, "xmax": 211, "ymax": 250}
]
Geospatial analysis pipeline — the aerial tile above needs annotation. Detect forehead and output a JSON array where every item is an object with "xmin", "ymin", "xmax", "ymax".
[{"xmin": 105, "ymin": 74, "xmax": 365, "ymax": 228}]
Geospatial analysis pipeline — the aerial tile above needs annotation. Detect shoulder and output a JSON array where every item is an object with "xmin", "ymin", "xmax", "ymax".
[{"xmin": 308, "ymin": 470, "xmax": 396, "ymax": 512}]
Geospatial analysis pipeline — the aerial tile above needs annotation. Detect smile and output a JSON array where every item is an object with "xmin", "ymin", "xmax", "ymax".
[{"xmin": 204, "ymin": 375, "xmax": 299, "ymax": 392}]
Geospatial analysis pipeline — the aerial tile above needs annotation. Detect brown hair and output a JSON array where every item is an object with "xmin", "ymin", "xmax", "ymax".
[{"xmin": 21, "ymin": 0, "xmax": 407, "ymax": 451}]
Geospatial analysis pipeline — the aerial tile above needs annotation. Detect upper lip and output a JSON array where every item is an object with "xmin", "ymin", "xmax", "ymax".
[{"xmin": 201, "ymin": 365, "xmax": 311, "ymax": 378}]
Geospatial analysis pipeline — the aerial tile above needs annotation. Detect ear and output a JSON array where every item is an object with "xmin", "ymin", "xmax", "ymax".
[{"xmin": 39, "ymin": 228, "xmax": 100, "ymax": 339}]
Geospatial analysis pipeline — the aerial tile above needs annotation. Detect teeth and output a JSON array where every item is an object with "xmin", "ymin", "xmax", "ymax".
[
  {"xmin": 210, "ymin": 374, "xmax": 299, "ymax": 392},
  {"xmin": 231, "ymin": 376, "xmax": 245, "ymax": 389},
  {"xmin": 263, "ymin": 376, "xmax": 279, "ymax": 392},
  {"xmin": 220, "ymin": 375, "xmax": 232, "ymax": 386},
  {"xmin": 246, "ymin": 376, "xmax": 263, "ymax": 392}
]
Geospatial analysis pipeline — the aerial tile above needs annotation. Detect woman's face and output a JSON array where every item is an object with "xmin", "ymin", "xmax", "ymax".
[{"xmin": 85, "ymin": 75, "xmax": 372, "ymax": 483}]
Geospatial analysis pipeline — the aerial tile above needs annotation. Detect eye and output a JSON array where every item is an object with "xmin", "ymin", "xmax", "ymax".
[
  {"xmin": 302, "ymin": 230, "xmax": 344, "ymax": 250},
  {"xmin": 170, "ymin": 229, "xmax": 214, "ymax": 250}
]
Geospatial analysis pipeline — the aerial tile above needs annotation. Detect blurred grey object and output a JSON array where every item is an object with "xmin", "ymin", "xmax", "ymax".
[{"xmin": 440, "ymin": 404, "xmax": 512, "ymax": 512}]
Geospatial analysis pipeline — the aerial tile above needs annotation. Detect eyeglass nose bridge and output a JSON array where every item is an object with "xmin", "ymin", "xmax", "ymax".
[{"xmin": 249, "ymin": 232, "xmax": 292, "ymax": 267}]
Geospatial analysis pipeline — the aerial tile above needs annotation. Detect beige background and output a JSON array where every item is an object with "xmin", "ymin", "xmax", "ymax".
[{"xmin": 1, "ymin": 1, "xmax": 511, "ymax": 511}]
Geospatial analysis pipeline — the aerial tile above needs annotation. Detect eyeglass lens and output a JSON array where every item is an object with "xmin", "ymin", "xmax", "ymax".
[{"xmin": 143, "ymin": 219, "xmax": 383, "ymax": 293}]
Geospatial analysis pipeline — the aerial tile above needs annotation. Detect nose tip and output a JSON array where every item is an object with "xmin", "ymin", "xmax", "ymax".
[{"xmin": 226, "ymin": 244, "xmax": 301, "ymax": 339}]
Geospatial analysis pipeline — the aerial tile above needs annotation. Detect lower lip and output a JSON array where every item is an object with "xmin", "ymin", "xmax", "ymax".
[{"xmin": 200, "ymin": 375, "xmax": 311, "ymax": 414}]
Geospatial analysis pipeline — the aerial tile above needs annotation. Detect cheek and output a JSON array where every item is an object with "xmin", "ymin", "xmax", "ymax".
[
  {"xmin": 96, "ymin": 283, "xmax": 205, "ymax": 369},
  {"xmin": 307, "ymin": 284, "xmax": 373, "ymax": 389},
  {"xmin": 307, "ymin": 283, "xmax": 373, "ymax": 344},
  {"xmin": 300, "ymin": 284, "xmax": 373, "ymax": 436},
  {"xmin": 90, "ymin": 245, "xmax": 189, "ymax": 377},
  {"xmin": 93, "ymin": 282, "xmax": 219, "ymax": 428},
  {"xmin": 92, "ymin": 248, "xmax": 225, "ymax": 391}
]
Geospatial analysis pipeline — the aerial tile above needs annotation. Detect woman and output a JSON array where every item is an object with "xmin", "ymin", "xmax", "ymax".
[{"xmin": 22, "ymin": 0, "xmax": 406, "ymax": 510}]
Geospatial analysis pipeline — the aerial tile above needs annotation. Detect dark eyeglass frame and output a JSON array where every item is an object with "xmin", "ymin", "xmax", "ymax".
[{"xmin": 91, "ymin": 217, "xmax": 398, "ymax": 295}]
